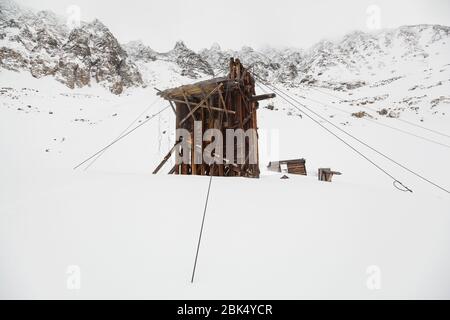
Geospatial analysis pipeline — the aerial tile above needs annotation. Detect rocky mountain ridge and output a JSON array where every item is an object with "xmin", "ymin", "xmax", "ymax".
[
  {"xmin": 1, "ymin": 0, "xmax": 449, "ymax": 95},
  {"xmin": 0, "ymin": 0, "xmax": 142, "ymax": 94}
]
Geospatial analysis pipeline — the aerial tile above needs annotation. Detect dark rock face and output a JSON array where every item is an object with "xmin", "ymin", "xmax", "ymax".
[
  {"xmin": 168, "ymin": 41, "xmax": 214, "ymax": 78},
  {"xmin": 126, "ymin": 40, "xmax": 215, "ymax": 80},
  {"xmin": 199, "ymin": 43, "xmax": 230, "ymax": 73},
  {"xmin": 0, "ymin": 47, "xmax": 28, "ymax": 71},
  {"xmin": 57, "ymin": 20, "xmax": 142, "ymax": 93},
  {"xmin": 124, "ymin": 41, "xmax": 157, "ymax": 63},
  {"xmin": 0, "ymin": 2, "xmax": 143, "ymax": 94}
]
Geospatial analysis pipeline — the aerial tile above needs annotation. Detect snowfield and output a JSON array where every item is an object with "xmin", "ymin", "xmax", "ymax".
[{"xmin": 1, "ymin": 67, "xmax": 450, "ymax": 299}]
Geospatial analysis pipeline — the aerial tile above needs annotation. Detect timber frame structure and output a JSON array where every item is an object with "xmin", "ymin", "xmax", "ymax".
[{"xmin": 153, "ymin": 58, "xmax": 275, "ymax": 178}]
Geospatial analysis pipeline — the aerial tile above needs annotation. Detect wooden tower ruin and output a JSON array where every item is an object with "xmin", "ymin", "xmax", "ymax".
[{"xmin": 153, "ymin": 58, "xmax": 275, "ymax": 178}]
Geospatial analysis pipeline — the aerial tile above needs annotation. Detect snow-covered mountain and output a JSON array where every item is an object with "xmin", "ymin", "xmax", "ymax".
[
  {"xmin": 0, "ymin": 0, "xmax": 142, "ymax": 94},
  {"xmin": 296, "ymin": 26, "xmax": 450, "ymax": 87},
  {"xmin": 2, "ymin": 0, "xmax": 450, "ymax": 97}
]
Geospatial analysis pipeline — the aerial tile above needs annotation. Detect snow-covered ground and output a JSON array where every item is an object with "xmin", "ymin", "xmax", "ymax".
[{"xmin": 1, "ymin": 66, "xmax": 450, "ymax": 299}]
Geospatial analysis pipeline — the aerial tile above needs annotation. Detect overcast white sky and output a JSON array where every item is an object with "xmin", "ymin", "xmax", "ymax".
[{"xmin": 14, "ymin": 0, "xmax": 450, "ymax": 51}]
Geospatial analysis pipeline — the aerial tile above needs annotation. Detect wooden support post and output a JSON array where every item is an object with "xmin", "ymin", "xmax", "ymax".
[
  {"xmin": 168, "ymin": 165, "xmax": 177, "ymax": 174},
  {"xmin": 174, "ymin": 103, "xmax": 181, "ymax": 175},
  {"xmin": 200, "ymin": 106, "xmax": 205, "ymax": 175},
  {"xmin": 218, "ymin": 86, "xmax": 229, "ymax": 124},
  {"xmin": 191, "ymin": 131, "xmax": 197, "ymax": 175},
  {"xmin": 152, "ymin": 142, "xmax": 178, "ymax": 174},
  {"xmin": 168, "ymin": 101, "xmax": 176, "ymax": 114}
]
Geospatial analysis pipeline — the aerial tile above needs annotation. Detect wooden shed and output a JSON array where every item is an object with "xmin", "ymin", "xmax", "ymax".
[
  {"xmin": 153, "ymin": 58, "xmax": 275, "ymax": 178},
  {"xmin": 267, "ymin": 158, "xmax": 307, "ymax": 175}
]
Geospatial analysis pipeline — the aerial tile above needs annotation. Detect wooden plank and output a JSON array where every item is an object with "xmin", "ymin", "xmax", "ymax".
[
  {"xmin": 218, "ymin": 86, "xmax": 229, "ymax": 123},
  {"xmin": 164, "ymin": 98, "xmax": 235, "ymax": 114},
  {"xmin": 179, "ymin": 83, "xmax": 223, "ymax": 126},
  {"xmin": 168, "ymin": 164, "xmax": 177, "ymax": 174},
  {"xmin": 199, "ymin": 86, "xmax": 213, "ymax": 116},
  {"xmin": 200, "ymin": 107, "xmax": 205, "ymax": 175},
  {"xmin": 153, "ymin": 143, "xmax": 178, "ymax": 174},
  {"xmin": 237, "ymin": 85, "xmax": 251, "ymax": 114},
  {"xmin": 168, "ymin": 101, "xmax": 177, "ymax": 115},
  {"xmin": 157, "ymin": 76, "xmax": 228, "ymax": 99},
  {"xmin": 249, "ymin": 93, "xmax": 276, "ymax": 102},
  {"xmin": 191, "ymin": 131, "xmax": 197, "ymax": 175},
  {"xmin": 174, "ymin": 103, "xmax": 181, "ymax": 175},
  {"xmin": 181, "ymin": 90, "xmax": 197, "ymax": 122}
]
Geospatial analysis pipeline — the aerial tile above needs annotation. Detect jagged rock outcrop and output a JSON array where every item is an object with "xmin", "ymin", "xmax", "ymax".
[
  {"xmin": 124, "ymin": 40, "xmax": 214, "ymax": 80},
  {"xmin": 199, "ymin": 42, "xmax": 230, "ymax": 71},
  {"xmin": 124, "ymin": 40, "xmax": 157, "ymax": 63},
  {"xmin": 165, "ymin": 41, "xmax": 214, "ymax": 78},
  {"xmin": 0, "ymin": 0, "xmax": 142, "ymax": 94},
  {"xmin": 56, "ymin": 19, "xmax": 142, "ymax": 93}
]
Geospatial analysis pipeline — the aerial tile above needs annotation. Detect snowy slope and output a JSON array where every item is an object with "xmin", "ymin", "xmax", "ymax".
[
  {"xmin": 1, "ymin": 67, "xmax": 450, "ymax": 299},
  {"xmin": 1, "ymin": 170, "xmax": 449, "ymax": 299}
]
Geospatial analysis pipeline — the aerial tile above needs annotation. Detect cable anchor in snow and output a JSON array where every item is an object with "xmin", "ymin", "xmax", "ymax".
[{"xmin": 393, "ymin": 180, "xmax": 413, "ymax": 193}]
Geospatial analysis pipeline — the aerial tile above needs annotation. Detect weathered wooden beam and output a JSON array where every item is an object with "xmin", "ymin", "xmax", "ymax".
[
  {"xmin": 168, "ymin": 100, "xmax": 176, "ymax": 114},
  {"xmin": 237, "ymin": 85, "xmax": 251, "ymax": 114},
  {"xmin": 168, "ymin": 164, "xmax": 177, "ymax": 174},
  {"xmin": 157, "ymin": 77, "xmax": 228, "ymax": 99},
  {"xmin": 152, "ymin": 143, "xmax": 178, "ymax": 174},
  {"xmin": 199, "ymin": 86, "xmax": 213, "ymax": 116},
  {"xmin": 217, "ymin": 86, "xmax": 229, "ymax": 123},
  {"xmin": 179, "ymin": 84, "xmax": 223, "ymax": 126},
  {"xmin": 249, "ymin": 93, "xmax": 276, "ymax": 102},
  {"xmin": 165, "ymin": 98, "xmax": 235, "ymax": 114},
  {"xmin": 181, "ymin": 90, "xmax": 197, "ymax": 122},
  {"xmin": 190, "ymin": 131, "xmax": 197, "ymax": 175}
]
